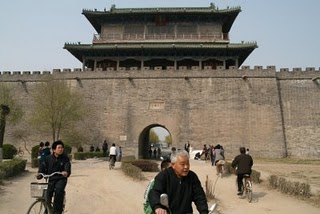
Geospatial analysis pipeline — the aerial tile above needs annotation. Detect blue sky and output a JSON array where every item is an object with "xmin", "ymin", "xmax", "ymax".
[{"xmin": 1, "ymin": 0, "xmax": 319, "ymax": 71}]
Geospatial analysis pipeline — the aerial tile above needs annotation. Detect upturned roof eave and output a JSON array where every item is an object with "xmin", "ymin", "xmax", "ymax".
[
  {"xmin": 64, "ymin": 42, "xmax": 257, "ymax": 50},
  {"xmin": 82, "ymin": 5, "xmax": 241, "ymax": 33}
]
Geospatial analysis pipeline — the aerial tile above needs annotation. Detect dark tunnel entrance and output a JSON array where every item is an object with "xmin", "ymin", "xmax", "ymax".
[{"xmin": 138, "ymin": 124, "xmax": 171, "ymax": 159}]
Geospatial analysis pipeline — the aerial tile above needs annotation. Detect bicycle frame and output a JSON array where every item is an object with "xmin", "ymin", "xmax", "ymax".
[{"xmin": 27, "ymin": 172, "xmax": 65, "ymax": 214}]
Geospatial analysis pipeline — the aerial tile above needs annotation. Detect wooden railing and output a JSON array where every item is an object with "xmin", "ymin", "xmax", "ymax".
[{"xmin": 93, "ymin": 33, "xmax": 229, "ymax": 43}]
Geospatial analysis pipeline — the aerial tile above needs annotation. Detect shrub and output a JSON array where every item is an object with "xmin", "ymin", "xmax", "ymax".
[
  {"xmin": 121, "ymin": 161, "xmax": 143, "ymax": 180},
  {"xmin": 3, "ymin": 144, "xmax": 18, "ymax": 159},
  {"xmin": 31, "ymin": 144, "xmax": 40, "ymax": 159},
  {"xmin": 0, "ymin": 159, "xmax": 27, "ymax": 178},
  {"xmin": 251, "ymin": 169, "xmax": 261, "ymax": 183},
  {"xmin": 130, "ymin": 160, "xmax": 159, "ymax": 172},
  {"xmin": 77, "ymin": 146, "xmax": 84, "ymax": 152},
  {"xmin": 73, "ymin": 152, "xmax": 104, "ymax": 160},
  {"xmin": 64, "ymin": 144, "xmax": 72, "ymax": 155},
  {"xmin": 31, "ymin": 158, "xmax": 40, "ymax": 168},
  {"xmin": 224, "ymin": 161, "xmax": 234, "ymax": 174},
  {"xmin": 268, "ymin": 175, "xmax": 311, "ymax": 198}
]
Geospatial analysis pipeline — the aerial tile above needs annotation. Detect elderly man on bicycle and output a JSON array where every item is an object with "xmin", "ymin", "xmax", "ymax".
[
  {"xmin": 232, "ymin": 147, "xmax": 253, "ymax": 195},
  {"xmin": 37, "ymin": 140, "xmax": 71, "ymax": 214}
]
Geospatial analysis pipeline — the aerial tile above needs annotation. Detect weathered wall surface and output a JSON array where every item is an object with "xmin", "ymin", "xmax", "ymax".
[{"xmin": 1, "ymin": 66, "xmax": 319, "ymax": 159}]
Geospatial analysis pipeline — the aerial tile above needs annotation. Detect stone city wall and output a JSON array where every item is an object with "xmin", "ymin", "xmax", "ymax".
[{"xmin": 1, "ymin": 66, "xmax": 319, "ymax": 159}]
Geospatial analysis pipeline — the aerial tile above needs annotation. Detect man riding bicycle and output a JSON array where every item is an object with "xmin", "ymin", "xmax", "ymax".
[
  {"xmin": 231, "ymin": 147, "xmax": 253, "ymax": 195},
  {"xmin": 148, "ymin": 150, "xmax": 208, "ymax": 214},
  {"xmin": 37, "ymin": 140, "xmax": 71, "ymax": 214}
]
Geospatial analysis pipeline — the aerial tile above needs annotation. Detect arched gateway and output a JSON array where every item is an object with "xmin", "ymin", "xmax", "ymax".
[{"xmin": 138, "ymin": 124, "xmax": 171, "ymax": 159}]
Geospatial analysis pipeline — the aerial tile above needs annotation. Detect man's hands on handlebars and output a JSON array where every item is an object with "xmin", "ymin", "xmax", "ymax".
[
  {"xmin": 36, "ymin": 171, "xmax": 68, "ymax": 180},
  {"xmin": 155, "ymin": 208, "xmax": 168, "ymax": 214}
]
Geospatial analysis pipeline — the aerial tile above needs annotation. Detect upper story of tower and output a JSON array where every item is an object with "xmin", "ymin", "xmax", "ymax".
[{"xmin": 82, "ymin": 3, "xmax": 241, "ymax": 44}]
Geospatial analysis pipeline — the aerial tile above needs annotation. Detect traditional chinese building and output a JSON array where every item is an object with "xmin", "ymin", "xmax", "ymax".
[{"xmin": 64, "ymin": 3, "xmax": 257, "ymax": 71}]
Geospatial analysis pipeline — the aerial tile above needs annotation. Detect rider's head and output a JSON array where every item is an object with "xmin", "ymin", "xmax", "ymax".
[
  {"xmin": 240, "ymin": 147, "xmax": 246, "ymax": 154},
  {"xmin": 52, "ymin": 140, "xmax": 65, "ymax": 157},
  {"xmin": 171, "ymin": 150, "xmax": 190, "ymax": 178}
]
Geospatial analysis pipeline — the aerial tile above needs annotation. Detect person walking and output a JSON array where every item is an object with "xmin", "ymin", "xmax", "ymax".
[
  {"xmin": 117, "ymin": 146, "xmax": 122, "ymax": 162},
  {"xmin": 213, "ymin": 144, "xmax": 225, "ymax": 176},
  {"xmin": 148, "ymin": 150, "xmax": 208, "ymax": 214},
  {"xmin": 232, "ymin": 147, "xmax": 253, "ymax": 195},
  {"xmin": 40, "ymin": 141, "xmax": 51, "ymax": 165},
  {"xmin": 102, "ymin": 140, "xmax": 108, "ymax": 157},
  {"xmin": 37, "ymin": 140, "xmax": 71, "ymax": 214},
  {"xmin": 109, "ymin": 143, "xmax": 117, "ymax": 166}
]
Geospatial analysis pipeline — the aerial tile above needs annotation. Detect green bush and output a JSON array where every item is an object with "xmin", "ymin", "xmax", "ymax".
[
  {"xmin": 64, "ymin": 144, "xmax": 72, "ymax": 155},
  {"xmin": 31, "ymin": 144, "xmax": 40, "ymax": 159},
  {"xmin": 130, "ymin": 160, "xmax": 159, "ymax": 172},
  {"xmin": 251, "ymin": 169, "xmax": 261, "ymax": 183},
  {"xmin": 121, "ymin": 161, "xmax": 143, "ymax": 180},
  {"xmin": 3, "ymin": 144, "xmax": 18, "ymax": 159},
  {"xmin": 31, "ymin": 158, "xmax": 40, "ymax": 168},
  {"xmin": 77, "ymin": 146, "xmax": 84, "ymax": 152},
  {"xmin": 73, "ymin": 152, "xmax": 104, "ymax": 160},
  {"xmin": 0, "ymin": 159, "xmax": 27, "ymax": 178},
  {"xmin": 268, "ymin": 175, "xmax": 311, "ymax": 198},
  {"xmin": 224, "ymin": 161, "xmax": 234, "ymax": 174}
]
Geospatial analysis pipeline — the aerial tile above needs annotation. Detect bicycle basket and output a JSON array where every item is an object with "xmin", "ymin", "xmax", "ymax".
[{"xmin": 30, "ymin": 182, "xmax": 48, "ymax": 198}]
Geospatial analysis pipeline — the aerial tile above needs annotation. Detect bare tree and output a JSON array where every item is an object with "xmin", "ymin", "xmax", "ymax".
[{"xmin": 30, "ymin": 78, "xmax": 86, "ymax": 142}]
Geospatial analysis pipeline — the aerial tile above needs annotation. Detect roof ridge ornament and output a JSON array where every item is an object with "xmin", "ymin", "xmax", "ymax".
[
  {"xmin": 110, "ymin": 4, "xmax": 116, "ymax": 12},
  {"xmin": 210, "ymin": 3, "xmax": 216, "ymax": 10}
]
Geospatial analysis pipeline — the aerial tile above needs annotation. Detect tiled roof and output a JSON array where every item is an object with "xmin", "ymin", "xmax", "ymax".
[
  {"xmin": 83, "ymin": 4, "xmax": 241, "ymax": 15},
  {"xmin": 64, "ymin": 42, "xmax": 257, "ymax": 50}
]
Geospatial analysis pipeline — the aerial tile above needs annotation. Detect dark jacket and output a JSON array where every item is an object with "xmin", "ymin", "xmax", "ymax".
[
  {"xmin": 148, "ymin": 167, "xmax": 208, "ymax": 214},
  {"xmin": 231, "ymin": 154, "xmax": 253, "ymax": 174},
  {"xmin": 39, "ymin": 153, "xmax": 71, "ymax": 181},
  {"xmin": 40, "ymin": 147, "xmax": 51, "ymax": 163}
]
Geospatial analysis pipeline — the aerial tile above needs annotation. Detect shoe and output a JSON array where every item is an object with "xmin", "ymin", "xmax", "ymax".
[{"xmin": 237, "ymin": 192, "xmax": 243, "ymax": 195}]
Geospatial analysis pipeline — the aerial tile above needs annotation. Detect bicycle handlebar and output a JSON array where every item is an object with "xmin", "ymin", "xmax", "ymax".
[{"xmin": 38, "ymin": 172, "xmax": 63, "ymax": 179}]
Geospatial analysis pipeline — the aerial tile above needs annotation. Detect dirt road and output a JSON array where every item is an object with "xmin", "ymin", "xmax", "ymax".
[{"xmin": 0, "ymin": 158, "xmax": 319, "ymax": 214}]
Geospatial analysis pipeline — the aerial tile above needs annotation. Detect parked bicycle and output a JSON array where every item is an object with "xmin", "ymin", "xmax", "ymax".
[
  {"xmin": 27, "ymin": 172, "xmax": 65, "ymax": 214},
  {"xmin": 17, "ymin": 146, "xmax": 24, "ymax": 157},
  {"xmin": 239, "ymin": 174, "xmax": 253, "ymax": 203}
]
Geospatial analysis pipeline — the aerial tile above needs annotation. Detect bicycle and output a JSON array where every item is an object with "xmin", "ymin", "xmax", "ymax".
[
  {"xmin": 27, "ymin": 172, "xmax": 65, "ymax": 214},
  {"xmin": 17, "ymin": 146, "xmax": 24, "ymax": 157},
  {"xmin": 240, "ymin": 174, "xmax": 253, "ymax": 203},
  {"xmin": 160, "ymin": 193, "xmax": 217, "ymax": 213}
]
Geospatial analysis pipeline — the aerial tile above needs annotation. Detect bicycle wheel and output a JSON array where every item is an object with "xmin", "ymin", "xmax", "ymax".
[
  {"xmin": 27, "ymin": 200, "xmax": 50, "ymax": 214},
  {"xmin": 18, "ymin": 150, "xmax": 24, "ymax": 157},
  {"xmin": 245, "ymin": 179, "xmax": 253, "ymax": 203}
]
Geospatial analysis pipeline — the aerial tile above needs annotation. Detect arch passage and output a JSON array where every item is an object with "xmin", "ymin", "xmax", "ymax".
[{"xmin": 138, "ymin": 124, "xmax": 171, "ymax": 159}]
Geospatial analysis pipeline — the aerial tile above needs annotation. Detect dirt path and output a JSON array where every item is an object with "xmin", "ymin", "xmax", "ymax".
[{"xmin": 0, "ymin": 158, "xmax": 319, "ymax": 214}]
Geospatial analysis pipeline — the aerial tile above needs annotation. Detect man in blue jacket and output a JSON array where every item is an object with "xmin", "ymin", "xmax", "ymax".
[{"xmin": 148, "ymin": 150, "xmax": 208, "ymax": 214}]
